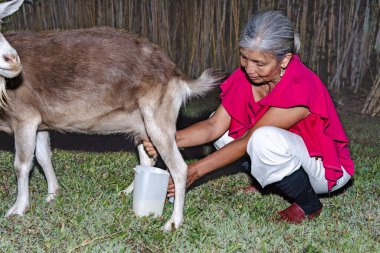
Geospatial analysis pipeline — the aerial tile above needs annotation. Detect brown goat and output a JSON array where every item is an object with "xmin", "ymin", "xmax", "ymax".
[{"xmin": 0, "ymin": 22, "xmax": 222, "ymax": 230}]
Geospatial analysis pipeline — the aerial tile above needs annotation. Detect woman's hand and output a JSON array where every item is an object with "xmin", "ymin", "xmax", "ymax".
[
  {"xmin": 142, "ymin": 139, "xmax": 158, "ymax": 158},
  {"xmin": 167, "ymin": 163, "xmax": 201, "ymax": 197}
]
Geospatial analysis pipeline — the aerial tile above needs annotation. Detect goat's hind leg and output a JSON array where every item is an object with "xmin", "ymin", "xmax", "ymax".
[
  {"xmin": 5, "ymin": 124, "xmax": 38, "ymax": 217},
  {"xmin": 35, "ymin": 131, "xmax": 59, "ymax": 202},
  {"xmin": 143, "ymin": 117, "xmax": 187, "ymax": 231},
  {"xmin": 120, "ymin": 143, "xmax": 156, "ymax": 195}
]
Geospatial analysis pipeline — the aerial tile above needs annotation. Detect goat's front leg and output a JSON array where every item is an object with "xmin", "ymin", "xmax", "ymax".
[
  {"xmin": 120, "ymin": 143, "xmax": 156, "ymax": 195},
  {"xmin": 5, "ymin": 125, "xmax": 37, "ymax": 217},
  {"xmin": 35, "ymin": 131, "xmax": 59, "ymax": 202}
]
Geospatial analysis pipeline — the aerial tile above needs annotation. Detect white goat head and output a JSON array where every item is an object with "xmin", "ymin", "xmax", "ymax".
[{"xmin": 0, "ymin": 0, "xmax": 24, "ymax": 108}]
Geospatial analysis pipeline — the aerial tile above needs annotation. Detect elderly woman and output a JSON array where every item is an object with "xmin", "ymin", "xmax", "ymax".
[{"xmin": 144, "ymin": 11, "xmax": 354, "ymax": 223}]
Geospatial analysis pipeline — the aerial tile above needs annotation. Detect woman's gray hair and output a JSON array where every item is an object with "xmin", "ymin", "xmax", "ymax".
[{"xmin": 239, "ymin": 11, "xmax": 301, "ymax": 61}]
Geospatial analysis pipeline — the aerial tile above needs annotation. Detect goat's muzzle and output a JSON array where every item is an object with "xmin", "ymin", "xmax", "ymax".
[{"xmin": 0, "ymin": 53, "xmax": 22, "ymax": 78}]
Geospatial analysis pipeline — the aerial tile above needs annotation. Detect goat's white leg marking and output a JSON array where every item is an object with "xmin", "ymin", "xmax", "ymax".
[
  {"xmin": 35, "ymin": 131, "xmax": 59, "ymax": 202},
  {"xmin": 121, "ymin": 144, "xmax": 156, "ymax": 195},
  {"xmin": 142, "ymin": 112, "xmax": 187, "ymax": 231},
  {"xmin": 161, "ymin": 144, "xmax": 187, "ymax": 232},
  {"xmin": 6, "ymin": 125, "xmax": 37, "ymax": 217},
  {"xmin": 137, "ymin": 143, "xmax": 156, "ymax": 167}
]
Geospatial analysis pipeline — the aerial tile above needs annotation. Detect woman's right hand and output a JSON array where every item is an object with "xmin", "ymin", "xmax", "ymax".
[{"xmin": 142, "ymin": 139, "xmax": 158, "ymax": 158}]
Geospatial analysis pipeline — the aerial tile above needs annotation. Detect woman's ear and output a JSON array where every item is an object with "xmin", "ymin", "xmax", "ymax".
[{"xmin": 281, "ymin": 53, "xmax": 293, "ymax": 69}]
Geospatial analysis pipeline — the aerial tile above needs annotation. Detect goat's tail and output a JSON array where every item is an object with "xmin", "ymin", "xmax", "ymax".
[{"xmin": 180, "ymin": 69, "xmax": 226, "ymax": 101}]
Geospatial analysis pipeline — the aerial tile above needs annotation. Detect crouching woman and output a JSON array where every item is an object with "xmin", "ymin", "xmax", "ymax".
[{"xmin": 144, "ymin": 11, "xmax": 354, "ymax": 223}]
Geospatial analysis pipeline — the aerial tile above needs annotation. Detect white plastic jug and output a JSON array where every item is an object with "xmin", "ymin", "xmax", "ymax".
[{"xmin": 132, "ymin": 165, "xmax": 170, "ymax": 217}]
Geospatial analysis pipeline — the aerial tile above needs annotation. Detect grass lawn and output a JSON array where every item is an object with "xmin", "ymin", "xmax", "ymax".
[{"xmin": 0, "ymin": 108, "xmax": 379, "ymax": 252}]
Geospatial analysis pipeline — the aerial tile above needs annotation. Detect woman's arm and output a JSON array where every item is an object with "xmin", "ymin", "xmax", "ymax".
[
  {"xmin": 144, "ymin": 104, "xmax": 231, "ymax": 157},
  {"xmin": 175, "ymin": 106, "xmax": 310, "ymax": 191},
  {"xmin": 176, "ymin": 105, "xmax": 231, "ymax": 148}
]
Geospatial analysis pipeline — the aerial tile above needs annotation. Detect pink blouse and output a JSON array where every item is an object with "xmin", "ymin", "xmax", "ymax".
[{"xmin": 220, "ymin": 55, "xmax": 354, "ymax": 190}]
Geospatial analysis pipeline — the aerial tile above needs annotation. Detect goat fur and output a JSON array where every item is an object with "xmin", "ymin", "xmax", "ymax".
[{"xmin": 0, "ymin": 27, "xmax": 223, "ymax": 231}]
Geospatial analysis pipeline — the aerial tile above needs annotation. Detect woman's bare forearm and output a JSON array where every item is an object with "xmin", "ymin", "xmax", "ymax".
[
  {"xmin": 176, "ymin": 105, "xmax": 231, "ymax": 148},
  {"xmin": 190, "ymin": 136, "xmax": 249, "ymax": 176},
  {"xmin": 189, "ymin": 106, "xmax": 310, "ymax": 177},
  {"xmin": 176, "ymin": 120, "xmax": 218, "ymax": 148}
]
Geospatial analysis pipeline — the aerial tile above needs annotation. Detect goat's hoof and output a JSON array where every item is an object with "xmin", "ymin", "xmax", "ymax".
[
  {"xmin": 163, "ymin": 217, "xmax": 183, "ymax": 232},
  {"xmin": 45, "ymin": 192, "xmax": 57, "ymax": 203},
  {"xmin": 5, "ymin": 203, "xmax": 29, "ymax": 217},
  {"xmin": 119, "ymin": 183, "xmax": 133, "ymax": 196},
  {"xmin": 118, "ymin": 189, "xmax": 132, "ymax": 197}
]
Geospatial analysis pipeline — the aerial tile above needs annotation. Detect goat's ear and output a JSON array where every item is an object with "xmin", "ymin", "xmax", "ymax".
[{"xmin": 0, "ymin": 0, "xmax": 24, "ymax": 20}]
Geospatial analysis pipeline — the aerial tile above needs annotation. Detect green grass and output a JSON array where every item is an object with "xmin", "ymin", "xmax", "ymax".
[{"xmin": 0, "ymin": 111, "xmax": 379, "ymax": 252}]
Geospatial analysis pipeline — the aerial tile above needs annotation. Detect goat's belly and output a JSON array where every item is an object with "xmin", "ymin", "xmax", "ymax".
[{"xmin": 40, "ymin": 109, "xmax": 146, "ymax": 136}]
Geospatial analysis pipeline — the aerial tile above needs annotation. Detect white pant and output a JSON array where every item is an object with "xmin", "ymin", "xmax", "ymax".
[
  {"xmin": 215, "ymin": 126, "xmax": 351, "ymax": 194},
  {"xmin": 213, "ymin": 130, "xmax": 235, "ymax": 150},
  {"xmin": 247, "ymin": 126, "xmax": 351, "ymax": 194}
]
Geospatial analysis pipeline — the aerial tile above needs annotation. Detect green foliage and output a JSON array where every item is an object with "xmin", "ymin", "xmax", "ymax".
[{"xmin": 0, "ymin": 112, "xmax": 379, "ymax": 252}]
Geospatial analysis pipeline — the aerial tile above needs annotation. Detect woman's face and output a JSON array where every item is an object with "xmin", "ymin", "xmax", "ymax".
[{"xmin": 240, "ymin": 48, "xmax": 287, "ymax": 85}]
